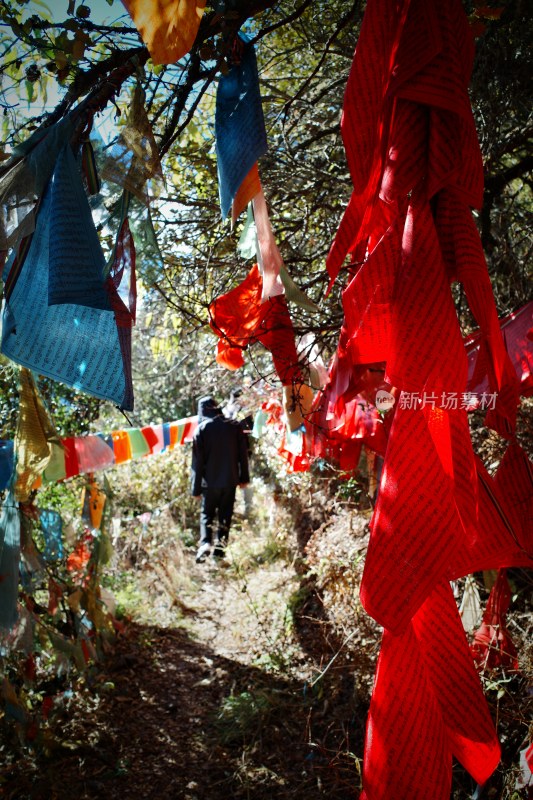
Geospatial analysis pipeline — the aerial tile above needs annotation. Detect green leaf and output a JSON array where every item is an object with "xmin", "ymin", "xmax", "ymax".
[
  {"xmin": 24, "ymin": 78, "xmax": 35, "ymax": 103},
  {"xmin": 39, "ymin": 73, "xmax": 48, "ymax": 105}
]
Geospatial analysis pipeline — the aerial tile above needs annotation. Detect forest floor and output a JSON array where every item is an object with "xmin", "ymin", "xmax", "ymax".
[
  {"xmin": 2, "ymin": 485, "xmax": 380, "ymax": 800},
  {"xmin": 2, "ymin": 480, "xmax": 531, "ymax": 800}
]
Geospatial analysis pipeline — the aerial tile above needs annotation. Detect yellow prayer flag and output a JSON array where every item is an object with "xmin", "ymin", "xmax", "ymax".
[{"xmin": 15, "ymin": 369, "xmax": 62, "ymax": 502}]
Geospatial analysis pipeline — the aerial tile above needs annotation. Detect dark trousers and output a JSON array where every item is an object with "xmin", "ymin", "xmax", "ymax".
[{"xmin": 200, "ymin": 487, "xmax": 236, "ymax": 545}]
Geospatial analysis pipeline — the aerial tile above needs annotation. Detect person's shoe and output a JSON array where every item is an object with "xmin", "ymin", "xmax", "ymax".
[
  {"xmin": 195, "ymin": 542, "xmax": 211, "ymax": 563},
  {"xmin": 213, "ymin": 539, "xmax": 227, "ymax": 559}
]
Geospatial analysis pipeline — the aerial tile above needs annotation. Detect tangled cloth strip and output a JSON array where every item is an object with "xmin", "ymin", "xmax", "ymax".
[{"xmin": 325, "ymin": 0, "xmax": 532, "ymax": 797}]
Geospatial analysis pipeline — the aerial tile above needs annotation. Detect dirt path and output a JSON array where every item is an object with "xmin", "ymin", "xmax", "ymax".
[{"xmin": 3, "ymin": 517, "xmax": 366, "ymax": 800}]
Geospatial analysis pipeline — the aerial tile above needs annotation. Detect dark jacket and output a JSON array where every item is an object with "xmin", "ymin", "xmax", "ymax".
[{"xmin": 191, "ymin": 397, "xmax": 250, "ymax": 495}]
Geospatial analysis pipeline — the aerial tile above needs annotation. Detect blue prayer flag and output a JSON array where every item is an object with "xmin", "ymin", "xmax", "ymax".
[
  {"xmin": 1, "ymin": 158, "xmax": 133, "ymax": 410},
  {"xmin": 48, "ymin": 145, "xmax": 110, "ymax": 309},
  {"xmin": 39, "ymin": 508, "xmax": 64, "ymax": 562},
  {"xmin": 215, "ymin": 35, "xmax": 267, "ymax": 219},
  {"xmin": 0, "ymin": 489, "xmax": 20, "ymax": 631},
  {"xmin": 0, "ymin": 440, "xmax": 14, "ymax": 490}
]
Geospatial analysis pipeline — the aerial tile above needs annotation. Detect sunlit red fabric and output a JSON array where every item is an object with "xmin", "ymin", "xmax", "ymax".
[
  {"xmin": 493, "ymin": 442, "xmax": 532, "ymax": 554},
  {"xmin": 466, "ymin": 300, "xmax": 533, "ymax": 400},
  {"xmin": 361, "ymin": 582, "xmax": 500, "ymax": 800},
  {"xmin": 305, "ymin": 386, "xmax": 389, "ymax": 467},
  {"xmin": 121, "ymin": 0, "xmax": 206, "ymax": 65},
  {"xmin": 325, "ymin": 0, "xmax": 530, "ymax": 796},
  {"xmin": 471, "ymin": 569, "xmax": 518, "ymax": 671},
  {"xmin": 61, "ymin": 438, "xmax": 80, "ymax": 480},
  {"xmin": 209, "ymin": 264, "xmax": 302, "ymax": 386}
]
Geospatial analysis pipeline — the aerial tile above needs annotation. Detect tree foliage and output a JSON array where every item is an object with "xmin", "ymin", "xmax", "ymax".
[{"xmin": 0, "ymin": 0, "xmax": 530, "ymax": 424}]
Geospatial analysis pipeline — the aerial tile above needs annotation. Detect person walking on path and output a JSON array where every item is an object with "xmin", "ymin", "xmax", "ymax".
[{"xmin": 191, "ymin": 396, "xmax": 250, "ymax": 563}]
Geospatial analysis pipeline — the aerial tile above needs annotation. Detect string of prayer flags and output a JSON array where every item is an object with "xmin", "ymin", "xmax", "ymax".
[
  {"xmin": 120, "ymin": 0, "xmax": 206, "ymax": 65},
  {"xmin": 4, "ymin": 415, "xmax": 199, "ymax": 490},
  {"xmin": 1, "ymin": 156, "xmax": 133, "ymax": 410},
  {"xmin": 14, "ymin": 369, "xmax": 61, "ymax": 502},
  {"xmin": 216, "ymin": 33, "xmax": 267, "ymax": 220},
  {"xmin": 0, "ymin": 488, "xmax": 21, "ymax": 631}
]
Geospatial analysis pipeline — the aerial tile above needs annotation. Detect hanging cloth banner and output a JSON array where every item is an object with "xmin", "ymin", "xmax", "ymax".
[
  {"xmin": 99, "ymin": 84, "xmax": 164, "ymax": 202},
  {"xmin": 126, "ymin": 428, "xmax": 151, "ymax": 459},
  {"xmin": 1, "ymin": 155, "xmax": 133, "ymax": 410},
  {"xmin": 0, "ymin": 440, "xmax": 14, "ymax": 491},
  {"xmin": 252, "ymin": 189, "xmax": 285, "ymax": 302},
  {"xmin": 74, "ymin": 435, "xmax": 115, "ymax": 474},
  {"xmin": 323, "ymin": 0, "xmax": 530, "ymax": 796},
  {"xmin": 209, "ymin": 263, "xmax": 303, "ymax": 386},
  {"xmin": 39, "ymin": 508, "xmax": 64, "ymax": 562},
  {"xmin": 360, "ymin": 582, "xmax": 500, "ymax": 800},
  {"xmin": 47, "ymin": 144, "xmax": 111, "ymax": 310},
  {"xmin": 0, "ymin": 489, "xmax": 21, "ymax": 631},
  {"xmin": 466, "ymin": 300, "xmax": 533, "ymax": 400},
  {"xmin": 471, "ymin": 568, "xmax": 518, "ymax": 671},
  {"xmin": 216, "ymin": 33, "xmax": 268, "ymax": 219},
  {"xmin": 14, "ymin": 368, "xmax": 62, "ymax": 502},
  {"xmin": 0, "ymin": 114, "xmax": 74, "ymax": 257},
  {"xmin": 238, "ymin": 204, "xmax": 318, "ymax": 311},
  {"xmin": 120, "ymin": 0, "xmax": 206, "ymax": 65}
]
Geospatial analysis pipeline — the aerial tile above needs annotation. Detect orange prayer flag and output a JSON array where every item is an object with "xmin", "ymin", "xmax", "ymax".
[
  {"xmin": 168, "ymin": 423, "xmax": 182, "ymax": 449},
  {"xmin": 121, "ymin": 0, "xmax": 206, "ymax": 65},
  {"xmin": 232, "ymin": 163, "xmax": 261, "ymax": 226},
  {"xmin": 111, "ymin": 430, "xmax": 132, "ymax": 464}
]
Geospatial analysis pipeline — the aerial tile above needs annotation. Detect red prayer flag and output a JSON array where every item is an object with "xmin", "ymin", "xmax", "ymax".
[{"xmin": 209, "ymin": 264, "xmax": 302, "ymax": 386}]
